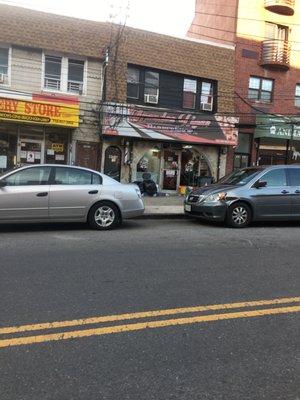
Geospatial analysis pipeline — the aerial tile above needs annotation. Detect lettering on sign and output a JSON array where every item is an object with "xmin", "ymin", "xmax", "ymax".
[{"xmin": 51, "ymin": 143, "xmax": 64, "ymax": 153}]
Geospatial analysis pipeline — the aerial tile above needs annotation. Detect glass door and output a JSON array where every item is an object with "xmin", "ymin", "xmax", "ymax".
[
  {"xmin": 18, "ymin": 138, "xmax": 45, "ymax": 166},
  {"xmin": 162, "ymin": 150, "xmax": 180, "ymax": 191}
]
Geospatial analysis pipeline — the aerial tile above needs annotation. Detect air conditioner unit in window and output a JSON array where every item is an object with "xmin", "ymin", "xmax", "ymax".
[
  {"xmin": 144, "ymin": 92, "xmax": 159, "ymax": 104},
  {"xmin": 0, "ymin": 73, "xmax": 5, "ymax": 84},
  {"xmin": 201, "ymin": 102, "xmax": 213, "ymax": 111}
]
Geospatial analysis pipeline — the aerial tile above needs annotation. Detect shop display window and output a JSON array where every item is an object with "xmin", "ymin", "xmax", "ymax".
[
  {"xmin": 45, "ymin": 128, "xmax": 69, "ymax": 164},
  {"xmin": 136, "ymin": 149, "xmax": 161, "ymax": 184}
]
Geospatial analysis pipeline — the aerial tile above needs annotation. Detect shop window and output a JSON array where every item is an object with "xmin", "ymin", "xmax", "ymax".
[
  {"xmin": 183, "ymin": 79, "xmax": 197, "ymax": 109},
  {"xmin": 127, "ymin": 67, "xmax": 140, "ymax": 99},
  {"xmin": 200, "ymin": 81, "xmax": 214, "ymax": 111},
  {"xmin": 68, "ymin": 59, "xmax": 84, "ymax": 94},
  {"xmin": 234, "ymin": 133, "xmax": 251, "ymax": 170},
  {"xmin": 136, "ymin": 149, "xmax": 161, "ymax": 184},
  {"xmin": 295, "ymin": 84, "xmax": 300, "ymax": 107},
  {"xmin": 0, "ymin": 125, "xmax": 18, "ymax": 171},
  {"xmin": 180, "ymin": 149, "xmax": 212, "ymax": 186},
  {"xmin": 144, "ymin": 70, "xmax": 159, "ymax": 103},
  {"xmin": 44, "ymin": 55, "xmax": 62, "ymax": 90},
  {"xmin": 248, "ymin": 76, "xmax": 273, "ymax": 103}
]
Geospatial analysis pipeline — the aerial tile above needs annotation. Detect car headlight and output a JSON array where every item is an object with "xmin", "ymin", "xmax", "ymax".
[{"xmin": 203, "ymin": 192, "xmax": 227, "ymax": 203}]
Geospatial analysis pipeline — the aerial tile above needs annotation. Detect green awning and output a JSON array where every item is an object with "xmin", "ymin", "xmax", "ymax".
[{"xmin": 255, "ymin": 115, "xmax": 300, "ymax": 141}]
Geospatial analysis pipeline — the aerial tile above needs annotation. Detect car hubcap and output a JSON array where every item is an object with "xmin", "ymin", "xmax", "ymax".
[
  {"xmin": 94, "ymin": 206, "xmax": 115, "ymax": 227},
  {"xmin": 232, "ymin": 207, "xmax": 248, "ymax": 225}
]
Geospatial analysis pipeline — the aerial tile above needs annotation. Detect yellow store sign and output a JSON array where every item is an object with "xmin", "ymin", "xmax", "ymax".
[{"xmin": 0, "ymin": 93, "xmax": 79, "ymax": 128}]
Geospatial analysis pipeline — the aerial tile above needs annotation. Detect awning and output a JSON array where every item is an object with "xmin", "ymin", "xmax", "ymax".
[
  {"xmin": 255, "ymin": 115, "xmax": 300, "ymax": 141},
  {"xmin": 102, "ymin": 103, "xmax": 238, "ymax": 146}
]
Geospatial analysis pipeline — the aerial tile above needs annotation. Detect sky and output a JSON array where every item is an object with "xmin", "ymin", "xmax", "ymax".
[{"xmin": 0, "ymin": 0, "xmax": 195, "ymax": 38}]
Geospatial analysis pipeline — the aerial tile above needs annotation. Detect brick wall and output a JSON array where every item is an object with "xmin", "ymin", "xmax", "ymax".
[{"xmin": 105, "ymin": 26, "xmax": 236, "ymax": 115}]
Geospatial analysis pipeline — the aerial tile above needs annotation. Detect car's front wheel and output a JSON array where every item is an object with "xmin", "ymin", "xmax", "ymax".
[
  {"xmin": 88, "ymin": 201, "xmax": 121, "ymax": 230},
  {"xmin": 227, "ymin": 202, "xmax": 251, "ymax": 228}
]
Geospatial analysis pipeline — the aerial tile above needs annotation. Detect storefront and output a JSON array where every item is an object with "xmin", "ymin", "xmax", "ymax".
[
  {"xmin": 0, "ymin": 91, "xmax": 79, "ymax": 172},
  {"xmin": 101, "ymin": 103, "xmax": 238, "ymax": 191},
  {"xmin": 255, "ymin": 115, "xmax": 300, "ymax": 166}
]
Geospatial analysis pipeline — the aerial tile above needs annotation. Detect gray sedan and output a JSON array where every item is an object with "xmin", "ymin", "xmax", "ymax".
[
  {"xmin": 0, "ymin": 165, "xmax": 144, "ymax": 230},
  {"xmin": 185, "ymin": 165, "xmax": 300, "ymax": 228}
]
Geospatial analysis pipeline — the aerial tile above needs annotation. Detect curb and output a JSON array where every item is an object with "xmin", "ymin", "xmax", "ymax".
[{"xmin": 135, "ymin": 213, "xmax": 187, "ymax": 220}]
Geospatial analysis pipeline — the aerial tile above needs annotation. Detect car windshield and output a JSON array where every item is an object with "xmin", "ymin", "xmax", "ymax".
[{"xmin": 218, "ymin": 168, "xmax": 262, "ymax": 186}]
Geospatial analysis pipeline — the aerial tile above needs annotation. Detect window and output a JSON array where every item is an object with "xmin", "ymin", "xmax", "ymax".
[
  {"xmin": 144, "ymin": 70, "xmax": 159, "ymax": 102},
  {"xmin": 248, "ymin": 76, "xmax": 273, "ymax": 102},
  {"xmin": 265, "ymin": 22, "xmax": 288, "ymax": 41},
  {"xmin": 295, "ymin": 85, "xmax": 300, "ymax": 107},
  {"xmin": 4, "ymin": 167, "xmax": 51, "ymax": 186},
  {"xmin": 44, "ymin": 56, "xmax": 62, "ymax": 90},
  {"xmin": 288, "ymin": 168, "xmax": 300, "ymax": 186},
  {"xmin": 92, "ymin": 173, "xmax": 102, "ymax": 185},
  {"xmin": 127, "ymin": 67, "xmax": 140, "ymax": 99},
  {"xmin": 44, "ymin": 55, "xmax": 86, "ymax": 93},
  {"xmin": 183, "ymin": 78, "xmax": 197, "ymax": 109},
  {"xmin": 0, "ymin": 48, "xmax": 9, "ymax": 76},
  {"xmin": 54, "ymin": 167, "xmax": 93, "ymax": 185},
  {"xmin": 68, "ymin": 59, "xmax": 84, "ymax": 94},
  {"xmin": 260, "ymin": 169, "xmax": 287, "ymax": 187},
  {"xmin": 200, "ymin": 81, "xmax": 214, "ymax": 111}
]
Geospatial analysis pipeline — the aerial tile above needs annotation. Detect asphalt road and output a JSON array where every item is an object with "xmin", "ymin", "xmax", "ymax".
[{"xmin": 0, "ymin": 219, "xmax": 299, "ymax": 400}]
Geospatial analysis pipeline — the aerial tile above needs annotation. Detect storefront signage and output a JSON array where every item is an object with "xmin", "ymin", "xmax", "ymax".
[
  {"xmin": 255, "ymin": 115, "xmax": 300, "ymax": 141},
  {"xmin": 103, "ymin": 103, "xmax": 238, "ymax": 146},
  {"xmin": 51, "ymin": 143, "xmax": 64, "ymax": 152},
  {"xmin": 0, "ymin": 92, "xmax": 79, "ymax": 128}
]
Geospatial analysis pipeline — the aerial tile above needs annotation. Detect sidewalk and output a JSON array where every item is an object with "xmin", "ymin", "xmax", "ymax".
[{"xmin": 141, "ymin": 194, "xmax": 185, "ymax": 218}]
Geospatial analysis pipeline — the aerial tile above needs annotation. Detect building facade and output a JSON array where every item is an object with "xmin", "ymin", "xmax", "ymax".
[
  {"xmin": 101, "ymin": 26, "xmax": 238, "ymax": 191},
  {"xmin": 0, "ymin": 4, "xmax": 106, "ymax": 172},
  {"xmin": 188, "ymin": 0, "xmax": 300, "ymax": 169}
]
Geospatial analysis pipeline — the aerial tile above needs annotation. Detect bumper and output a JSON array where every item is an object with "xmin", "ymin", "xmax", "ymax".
[
  {"xmin": 184, "ymin": 202, "xmax": 227, "ymax": 222},
  {"xmin": 122, "ymin": 199, "xmax": 145, "ymax": 219}
]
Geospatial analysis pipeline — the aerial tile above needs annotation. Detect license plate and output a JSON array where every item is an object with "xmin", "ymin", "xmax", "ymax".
[{"xmin": 185, "ymin": 204, "xmax": 191, "ymax": 212}]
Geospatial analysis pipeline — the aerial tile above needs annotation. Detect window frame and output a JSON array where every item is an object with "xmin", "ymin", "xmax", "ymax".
[
  {"xmin": 182, "ymin": 78, "xmax": 197, "ymax": 110},
  {"xmin": 127, "ymin": 66, "xmax": 140, "ymax": 100},
  {"xmin": 51, "ymin": 166, "xmax": 98, "ymax": 185},
  {"xmin": 248, "ymin": 76, "xmax": 274, "ymax": 103},
  {"xmin": 0, "ymin": 45, "xmax": 12, "ymax": 87},
  {"xmin": 42, "ymin": 53, "xmax": 87, "ymax": 95},
  {"xmin": 126, "ymin": 64, "xmax": 217, "ymax": 113},
  {"xmin": 295, "ymin": 84, "xmax": 300, "ymax": 108}
]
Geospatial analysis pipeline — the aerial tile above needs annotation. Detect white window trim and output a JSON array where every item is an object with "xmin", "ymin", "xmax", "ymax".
[
  {"xmin": 0, "ymin": 45, "xmax": 12, "ymax": 87},
  {"xmin": 41, "ymin": 52, "xmax": 87, "ymax": 96}
]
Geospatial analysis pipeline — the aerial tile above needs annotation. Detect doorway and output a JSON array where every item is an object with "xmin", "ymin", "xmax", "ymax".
[
  {"xmin": 76, "ymin": 141, "xmax": 99, "ymax": 170},
  {"xmin": 162, "ymin": 150, "xmax": 180, "ymax": 190},
  {"xmin": 104, "ymin": 146, "xmax": 122, "ymax": 181}
]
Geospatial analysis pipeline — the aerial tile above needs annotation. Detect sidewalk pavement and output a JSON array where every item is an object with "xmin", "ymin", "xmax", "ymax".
[{"xmin": 141, "ymin": 195, "xmax": 185, "ymax": 218}]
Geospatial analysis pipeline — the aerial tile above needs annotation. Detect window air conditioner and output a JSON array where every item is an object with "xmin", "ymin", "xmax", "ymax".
[
  {"xmin": 201, "ymin": 102, "xmax": 213, "ymax": 111},
  {"xmin": 144, "ymin": 92, "xmax": 159, "ymax": 104}
]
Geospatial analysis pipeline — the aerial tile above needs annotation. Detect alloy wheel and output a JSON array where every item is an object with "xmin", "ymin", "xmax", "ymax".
[
  {"xmin": 94, "ymin": 206, "xmax": 115, "ymax": 228},
  {"xmin": 231, "ymin": 206, "xmax": 248, "ymax": 225}
]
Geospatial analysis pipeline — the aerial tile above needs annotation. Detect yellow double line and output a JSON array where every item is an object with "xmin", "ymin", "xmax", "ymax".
[{"xmin": 0, "ymin": 297, "xmax": 299, "ymax": 348}]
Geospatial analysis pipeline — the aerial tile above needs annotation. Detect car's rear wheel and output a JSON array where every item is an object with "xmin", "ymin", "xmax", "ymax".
[
  {"xmin": 227, "ymin": 202, "xmax": 251, "ymax": 228},
  {"xmin": 88, "ymin": 201, "xmax": 121, "ymax": 230}
]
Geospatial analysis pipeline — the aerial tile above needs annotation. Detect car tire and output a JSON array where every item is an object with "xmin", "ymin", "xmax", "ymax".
[
  {"xmin": 88, "ymin": 201, "xmax": 121, "ymax": 230},
  {"xmin": 227, "ymin": 202, "xmax": 251, "ymax": 228}
]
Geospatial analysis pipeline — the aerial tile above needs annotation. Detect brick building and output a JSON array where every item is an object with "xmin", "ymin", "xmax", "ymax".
[
  {"xmin": 0, "ymin": 4, "xmax": 107, "ymax": 171},
  {"xmin": 102, "ymin": 26, "xmax": 238, "ymax": 190},
  {"xmin": 188, "ymin": 0, "xmax": 300, "ymax": 170}
]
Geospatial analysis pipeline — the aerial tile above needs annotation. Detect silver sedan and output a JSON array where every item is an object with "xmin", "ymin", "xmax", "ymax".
[{"xmin": 0, "ymin": 164, "xmax": 144, "ymax": 230}]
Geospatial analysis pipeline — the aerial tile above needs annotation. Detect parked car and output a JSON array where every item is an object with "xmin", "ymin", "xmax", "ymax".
[
  {"xmin": 0, "ymin": 164, "xmax": 144, "ymax": 230},
  {"xmin": 184, "ymin": 165, "xmax": 300, "ymax": 228}
]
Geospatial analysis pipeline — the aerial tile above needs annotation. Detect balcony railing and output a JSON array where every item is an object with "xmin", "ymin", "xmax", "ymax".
[
  {"xmin": 260, "ymin": 40, "xmax": 290, "ymax": 70},
  {"xmin": 264, "ymin": 0, "xmax": 295, "ymax": 15}
]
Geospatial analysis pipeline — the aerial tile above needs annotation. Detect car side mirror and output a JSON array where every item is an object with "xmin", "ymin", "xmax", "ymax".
[{"xmin": 253, "ymin": 180, "xmax": 267, "ymax": 189}]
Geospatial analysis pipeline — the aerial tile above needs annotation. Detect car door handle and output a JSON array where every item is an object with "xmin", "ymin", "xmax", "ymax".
[
  {"xmin": 281, "ymin": 190, "xmax": 289, "ymax": 194},
  {"xmin": 295, "ymin": 190, "xmax": 300, "ymax": 194},
  {"xmin": 36, "ymin": 192, "xmax": 48, "ymax": 197},
  {"xmin": 88, "ymin": 190, "xmax": 98, "ymax": 195}
]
